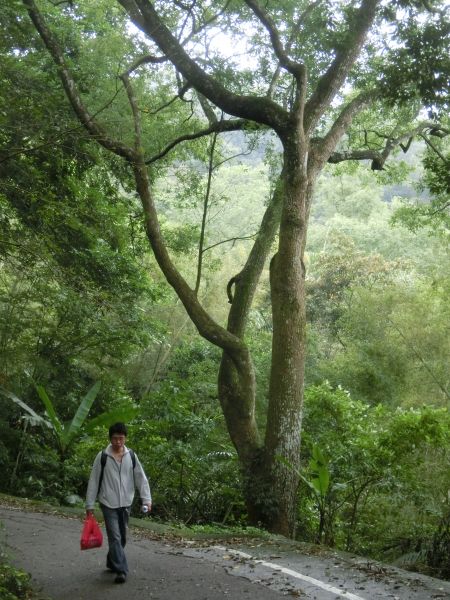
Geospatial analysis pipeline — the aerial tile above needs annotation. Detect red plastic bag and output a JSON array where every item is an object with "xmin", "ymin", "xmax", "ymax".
[{"xmin": 80, "ymin": 514, "xmax": 103, "ymax": 550}]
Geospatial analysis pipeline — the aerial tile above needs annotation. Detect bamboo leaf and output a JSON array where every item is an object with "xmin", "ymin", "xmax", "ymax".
[
  {"xmin": 276, "ymin": 454, "xmax": 320, "ymax": 500},
  {"xmin": 83, "ymin": 406, "xmax": 140, "ymax": 433},
  {"xmin": 65, "ymin": 381, "xmax": 102, "ymax": 443},
  {"xmin": 35, "ymin": 385, "xmax": 63, "ymax": 436},
  {"xmin": 0, "ymin": 387, "xmax": 51, "ymax": 428},
  {"xmin": 298, "ymin": 471, "xmax": 320, "ymax": 500},
  {"xmin": 311, "ymin": 468, "xmax": 330, "ymax": 497},
  {"xmin": 309, "ymin": 445, "xmax": 330, "ymax": 497}
]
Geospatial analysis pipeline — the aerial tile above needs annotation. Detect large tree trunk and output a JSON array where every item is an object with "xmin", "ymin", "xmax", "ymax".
[
  {"xmin": 217, "ymin": 177, "xmax": 284, "ymax": 525},
  {"xmin": 217, "ymin": 137, "xmax": 312, "ymax": 536},
  {"xmin": 263, "ymin": 136, "xmax": 310, "ymax": 536}
]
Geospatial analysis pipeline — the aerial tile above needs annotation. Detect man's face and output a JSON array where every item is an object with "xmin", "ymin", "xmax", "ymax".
[{"xmin": 110, "ymin": 434, "xmax": 126, "ymax": 452}]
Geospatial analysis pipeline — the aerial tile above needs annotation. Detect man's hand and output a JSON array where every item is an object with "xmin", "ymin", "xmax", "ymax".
[
  {"xmin": 145, "ymin": 502, "xmax": 152, "ymax": 512},
  {"xmin": 86, "ymin": 509, "xmax": 94, "ymax": 516}
]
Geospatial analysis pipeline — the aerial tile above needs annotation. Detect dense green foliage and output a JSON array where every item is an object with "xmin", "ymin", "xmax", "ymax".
[
  {"xmin": 1, "ymin": 138, "xmax": 449, "ymax": 574},
  {"xmin": 0, "ymin": 561, "xmax": 33, "ymax": 600},
  {"xmin": 0, "ymin": 0, "xmax": 449, "ymax": 581},
  {"xmin": 300, "ymin": 385, "xmax": 449, "ymax": 569},
  {"xmin": 1, "ymin": 125, "xmax": 449, "ymax": 574}
]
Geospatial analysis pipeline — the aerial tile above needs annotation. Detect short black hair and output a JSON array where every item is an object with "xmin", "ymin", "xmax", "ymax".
[{"xmin": 109, "ymin": 422, "xmax": 127, "ymax": 438}]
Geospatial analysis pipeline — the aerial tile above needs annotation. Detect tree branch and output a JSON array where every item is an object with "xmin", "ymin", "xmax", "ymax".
[
  {"xmin": 244, "ymin": 0, "xmax": 307, "ymax": 119},
  {"xmin": 203, "ymin": 234, "xmax": 257, "ymax": 254},
  {"xmin": 116, "ymin": 0, "xmax": 146, "ymax": 29},
  {"xmin": 119, "ymin": 72, "xmax": 142, "ymax": 151},
  {"xmin": 22, "ymin": 0, "xmax": 136, "ymax": 162},
  {"xmin": 145, "ymin": 118, "xmax": 249, "ymax": 164},
  {"xmin": 133, "ymin": 159, "xmax": 255, "ymax": 374},
  {"xmin": 429, "ymin": 201, "xmax": 450, "ymax": 216},
  {"xmin": 122, "ymin": 53, "xmax": 168, "ymax": 77},
  {"xmin": 267, "ymin": 65, "xmax": 282, "ymax": 100},
  {"xmin": 213, "ymin": 149, "xmax": 253, "ymax": 170},
  {"xmin": 141, "ymin": 82, "xmax": 191, "ymax": 116},
  {"xmin": 327, "ymin": 121, "xmax": 448, "ymax": 170},
  {"xmin": 327, "ymin": 148, "xmax": 382, "ymax": 165},
  {"xmin": 195, "ymin": 129, "xmax": 218, "ymax": 294},
  {"xmin": 266, "ymin": 1, "xmax": 321, "ymax": 100},
  {"xmin": 421, "ymin": 134, "xmax": 450, "ymax": 165},
  {"xmin": 180, "ymin": 0, "xmax": 233, "ymax": 47},
  {"xmin": 312, "ymin": 91, "xmax": 375, "ymax": 171},
  {"xmin": 304, "ymin": 0, "xmax": 380, "ymax": 133},
  {"xmin": 24, "ymin": 0, "xmax": 256, "ymax": 373},
  {"xmin": 118, "ymin": 0, "xmax": 289, "ymax": 133},
  {"xmin": 225, "ymin": 173, "xmax": 284, "ymax": 337},
  {"xmin": 375, "ymin": 122, "xmax": 448, "ymax": 170},
  {"xmin": 244, "ymin": 0, "xmax": 305, "ymax": 80},
  {"xmin": 197, "ymin": 93, "xmax": 218, "ymax": 125}
]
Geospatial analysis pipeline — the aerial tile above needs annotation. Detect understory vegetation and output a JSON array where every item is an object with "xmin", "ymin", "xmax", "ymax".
[
  {"xmin": 1, "ymin": 155, "xmax": 448, "ymax": 577},
  {"xmin": 1, "ymin": 0, "xmax": 449, "ymax": 582},
  {"xmin": 0, "ymin": 560, "xmax": 33, "ymax": 600}
]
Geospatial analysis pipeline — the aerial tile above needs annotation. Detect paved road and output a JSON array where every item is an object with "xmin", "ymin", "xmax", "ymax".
[
  {"xmin": 1, "ymin": 507, "xmax": 449, "ymax": 600},
  {"xmin": 0, "ymin": 508, "xmax": 281, "ymax": 600}
]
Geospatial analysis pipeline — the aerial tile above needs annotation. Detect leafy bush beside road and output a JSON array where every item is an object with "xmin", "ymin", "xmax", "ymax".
[{"xmin": 0, "ymin": 561, "xmax": 33, "ymax": 600}]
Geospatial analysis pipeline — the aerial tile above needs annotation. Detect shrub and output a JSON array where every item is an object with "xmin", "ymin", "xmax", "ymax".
[{"xmin": 0, "ymin": 561, "xmax": 33, "ymax": 600}]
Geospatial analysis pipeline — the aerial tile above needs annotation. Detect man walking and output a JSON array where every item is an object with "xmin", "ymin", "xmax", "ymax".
[{"xmin": 86, "ymin": 422, "xmax": 152, "ymax": 584}]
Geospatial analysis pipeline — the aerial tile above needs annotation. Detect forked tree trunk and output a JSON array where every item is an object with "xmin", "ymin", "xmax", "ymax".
[{"xmin": 218, "ymin": 138, "xmax": 313, "ymax": 536}]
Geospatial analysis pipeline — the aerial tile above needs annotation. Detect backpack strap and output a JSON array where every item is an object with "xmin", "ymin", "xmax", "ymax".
[
  {"xmin": 129, "ymin": 448, "xmax": 136, "ymax": 469},
  {"xmin": 97, "ymin": 451, "xmax": 108, "ymax": 498},
  {"xmin": 129, "ymin": 449, "xmax": 136, "ymax": 491},
  {"xmin": 97, "ymin": 449, "xmax": 136, "ymax": 498}
]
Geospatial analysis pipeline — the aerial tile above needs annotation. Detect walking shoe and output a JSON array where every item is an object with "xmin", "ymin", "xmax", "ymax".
[{"xmin": 114, "ymin": 573, "xmax": 126, "ymax": 584}]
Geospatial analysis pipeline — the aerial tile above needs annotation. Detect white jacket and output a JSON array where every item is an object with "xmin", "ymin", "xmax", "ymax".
[{"xmin": 85, "ymin": 444, "xmax": 151, "ymax": 510}]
